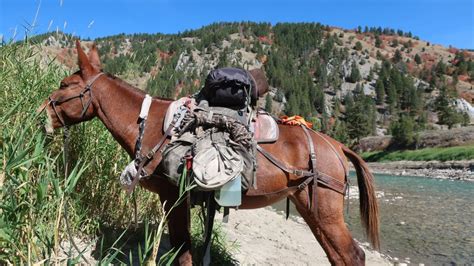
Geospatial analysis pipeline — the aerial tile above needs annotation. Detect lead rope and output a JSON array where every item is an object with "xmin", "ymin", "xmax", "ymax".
[{"xmin": 62, "ymin": 126, "xmax": 90, "ymax": 264}]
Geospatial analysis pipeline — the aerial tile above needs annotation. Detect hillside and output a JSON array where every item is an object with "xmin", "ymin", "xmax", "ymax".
[{"xmin": 28, "ymin": 22, "xmax": 474, "ymax": 146}]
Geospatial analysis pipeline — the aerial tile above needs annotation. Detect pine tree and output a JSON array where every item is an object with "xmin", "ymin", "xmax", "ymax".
[
  {"xmin": 414, "ymin": 53, "xmax": 422, "ymax": 64},
  {"xmin": 390, "ymin": 115, "xmax": 416, "ymax": 147},
  {"xmin": 345, "ymin": 92, "xmax": 376, "ymax": 140},
  {"xmin": 393, "ymin": 49, "xmax": 402, "ymax": 63},
  {"xmin": 375, "ymin": 79, "xmax": 385, "ymax": 104},
  {"xmin": 331, "ymin": 120, "xmax": 349, "ymax": 145},
  {"xmin": 348, "ymin": 62, "xmax": 361, "ymax": 83},
  {"xmin": 435, "ymin": 86, "xmax": 462, "ymax": 129},
  {"xmin": 375, "ymin": 35, "xmax": 382, "ymax": 48}
]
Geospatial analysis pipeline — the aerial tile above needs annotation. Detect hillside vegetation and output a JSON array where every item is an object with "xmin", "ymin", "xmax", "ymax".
[{"xmin": 30, "ymin": 22, "xmax": 474, "ymax": 148}]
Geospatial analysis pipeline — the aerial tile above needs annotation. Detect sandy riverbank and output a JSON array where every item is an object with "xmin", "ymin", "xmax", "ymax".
[
  {"xmin": 218, "ymin": 207, "xmax": 391, "ymax": 265},
  {"xmin": 365, "ymin": 160, "xmax": 473, "ymax": 181},
  {"xmin": 59, "ymin": 206, "xmax": 391, "ymax": 265}
]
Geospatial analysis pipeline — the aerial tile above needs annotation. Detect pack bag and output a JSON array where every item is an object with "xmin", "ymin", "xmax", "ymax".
[
  {"xmin": 158, "ymin": 131, "xmax": 195, "ymax": 182},
  {"xmin": 192, "ymin": 130, "xmax": 243, "ymax": 190},
  {"xmin": 201, "ymin": 67, "xmax": 257, "ymax": 109},
  {"xmin": 158, "ymin": 103, "xmax": 256, "ymax": 190}
]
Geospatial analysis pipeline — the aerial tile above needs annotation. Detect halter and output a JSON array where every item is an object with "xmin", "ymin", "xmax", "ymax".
[{"xmin": 48, "ymin": 72, "xmax": 104, "ymax": 126}]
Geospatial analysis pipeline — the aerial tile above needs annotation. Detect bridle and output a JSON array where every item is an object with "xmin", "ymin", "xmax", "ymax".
[
  {"xmin": 45, "ymin": 72, "xmax": 104, "ymax": 264},
  {"xmin": 48, "ymin": 72, "xmax": 104, "ymax": 127}
]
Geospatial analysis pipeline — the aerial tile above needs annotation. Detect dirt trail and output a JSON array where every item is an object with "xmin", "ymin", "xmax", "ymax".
[{"xmin": 217, "ymin": 207, "xmax": 391, "ymax": 265}]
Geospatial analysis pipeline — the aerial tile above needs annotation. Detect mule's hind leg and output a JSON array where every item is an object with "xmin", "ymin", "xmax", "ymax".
[{"xmin": 290, "ymin": 189, "xmax": 365, "ymax": 265}]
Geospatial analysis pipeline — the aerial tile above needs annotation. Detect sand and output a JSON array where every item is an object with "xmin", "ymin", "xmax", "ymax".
[{"xmin": 217, "ymin": 207, "xmax": 391, "ymax": 265}]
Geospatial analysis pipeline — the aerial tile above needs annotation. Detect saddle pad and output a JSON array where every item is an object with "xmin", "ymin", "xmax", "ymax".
[
  {"xmin": 163, "ymin": 97, "xmax": 195, "ymax": 133},
  {"xmin": 253, "ymin": 112, "xmax": 279, "ymax": 143}
]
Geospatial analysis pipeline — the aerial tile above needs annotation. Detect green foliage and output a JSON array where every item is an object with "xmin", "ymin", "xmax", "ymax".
[
  {"xmin": 362, "ymin": 145, "xmax": 474, "ymax": 162},
  {"xmin": 435, "ymin": 60, "xmax": 447, "ymax": 75},
  {"xmin": 435, "ymin": 86, "xmax": 464, "ymax": 129},
  {"xmin": 146, "ymin": 55, "xmax": 182, "ymax": 98},
  {"xmin": 347, "ymin": 62, "xmax": 361, "ymax": 83},
  {"xmin": 331, "ymin": 120, "xmax": 349, "ymax": 145},
  {"xmin": 390, "ymin": 115, "xmax": 417, "ymax": 147},
  {"xmin": 393, "ymin": 49, "xmax": 402, "ymax": 63},
  {"xmin": 273, "ymin": 23, "xmax": 324, "ymax": 57},
  {"xmin": 375, "ymin": 79, "xmax": 385, "ymax": 105},
  {"xmin": 103, "ymin": 54, "xmax": 129, "ymax": 75},
  {"xmin": 414, "ymin": 53, "xmax": 422, "ymax": 64},
  {"xmin": 344, "ymin": 90, "xmax": 377, "ymax": 140},
  {"xmin": 355, "ymin": 41, "xmax": 363, "ymax": 51},
  {"xmin": 375, "ymin": 36, "xmax": 382, "ymax": 48}
]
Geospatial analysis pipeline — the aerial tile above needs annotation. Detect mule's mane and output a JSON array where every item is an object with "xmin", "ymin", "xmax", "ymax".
[{"xmin": 104, "ymin": 73, "xmax": 174, "ymax": 102}]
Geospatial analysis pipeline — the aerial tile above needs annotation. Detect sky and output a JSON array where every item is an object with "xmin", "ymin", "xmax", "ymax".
[{"xmin": 1, "ymin": 0, "xmax": 473, "ymax": 49}]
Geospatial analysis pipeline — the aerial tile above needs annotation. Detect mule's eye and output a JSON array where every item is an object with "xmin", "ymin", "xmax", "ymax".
[{"xmin": 60, "ymin": 82, "xmax": 67, "ymax": 89}]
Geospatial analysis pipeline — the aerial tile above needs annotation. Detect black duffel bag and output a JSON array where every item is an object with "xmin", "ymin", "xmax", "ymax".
[{"xmin": 201, "ymin": 67, "xmax": 257, "ymax": 109}]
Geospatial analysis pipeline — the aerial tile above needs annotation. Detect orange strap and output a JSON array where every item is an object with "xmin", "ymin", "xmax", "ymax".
[{"xmin": 280, "ymin": 115, "xmax": 313, "ymax": 128}]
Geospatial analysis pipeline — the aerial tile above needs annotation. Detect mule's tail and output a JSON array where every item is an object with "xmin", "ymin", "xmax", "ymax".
[{"xmin": 342, "ymin": 146, "xmax": 380, "ymax": 250}]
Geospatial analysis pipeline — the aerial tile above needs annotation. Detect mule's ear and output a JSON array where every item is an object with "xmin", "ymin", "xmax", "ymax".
[
  {"xmin": 76, "ymin": 40, "xmax": 94, "ymax": 76},
  {"xmin": 88, "ymin": 43, "xmax": 101, "ymax": 70}
]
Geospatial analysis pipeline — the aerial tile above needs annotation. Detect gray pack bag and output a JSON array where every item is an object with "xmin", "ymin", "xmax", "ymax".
[
  {"xmin": 192, "ymin": 130, "xmax": 243, "ymax": 190},
  {"xmin": 158, "ymin": 131, "xmax": 195, "ymax": 184}
]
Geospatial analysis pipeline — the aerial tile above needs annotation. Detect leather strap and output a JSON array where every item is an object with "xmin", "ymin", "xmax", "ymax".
[
  {"xmin": 256, "ymin": 145, "xmax": 314, "ymax": 178},
  {"xmin": 126, "ymin": 124, "xmax": 173, "ymax": 195},
  {"xmin": 255, "ymin": 146, "xmax": 346, "ymax": 195},
  {"xmin": 301, "ymin": 124, "xmax": 318, "ymax": 211},
  {"xmin": 254, "ymin": 125, "xmax": 346, "ymax": 208},
  {"xmin": 126, "ymin": 104, "xmax": 189, "ymax": 194},
  {"xmin": 48, "ymin": 73, "xmax": 104, "ymax": 127}
]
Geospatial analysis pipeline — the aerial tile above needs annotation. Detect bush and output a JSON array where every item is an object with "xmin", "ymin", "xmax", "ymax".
[{"xmin": 390, "ymin": 115, "xmax": 417, "ymax": 147}]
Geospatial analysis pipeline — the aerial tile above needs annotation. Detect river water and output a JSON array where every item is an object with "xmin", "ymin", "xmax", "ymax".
[{"xmin": 276, "ymin": 173, "xmax": 474, "ymax": 265}]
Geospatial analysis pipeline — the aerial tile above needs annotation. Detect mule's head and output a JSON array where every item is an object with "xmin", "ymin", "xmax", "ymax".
[
  {"xmin": 248, "ymin": 68, "xmax": 269, "ymax": 97},
  {"xmin": 39, "ymin": 40, "xmax": 103, "ymax": 133}
]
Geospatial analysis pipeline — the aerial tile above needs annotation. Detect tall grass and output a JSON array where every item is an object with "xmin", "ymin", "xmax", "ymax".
[
  {"xmin": 1, "ymin": 39, "xmax": 235, "ymax": 264},
  {"xmin": 0, "ymin": 40, "xmax": 162, "ymax": 264}
]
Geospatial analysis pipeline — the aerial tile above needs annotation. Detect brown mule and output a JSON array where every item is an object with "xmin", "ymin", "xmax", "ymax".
[{"xmin": 41, "ymin": 41, "xmax": 379, "ymax": 265}]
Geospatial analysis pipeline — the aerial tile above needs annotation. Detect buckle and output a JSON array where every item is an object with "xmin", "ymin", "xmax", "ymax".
[
  {"xmin": 294, "ymin": 170, "xmax": 304, "ymax": 177},
  {"xmin": 297, "ymin": 181, "xmax": 308, "ymax": 190},
  {"xmin": 146, "ymin": 151, "xmax": 155, "ymax": 160},
  {"xmin": 310, "ymin": 153, "xmax": 317, "ymax": 160}
]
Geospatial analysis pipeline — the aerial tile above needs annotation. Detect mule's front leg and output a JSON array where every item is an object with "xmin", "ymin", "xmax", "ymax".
[
  {"xmin": 143, "ymin": 179, "xmax": 192, "ymax": 265},
  {"xmin": 166, "ymin": 197, "xmax": 192, "ymax": 266}
]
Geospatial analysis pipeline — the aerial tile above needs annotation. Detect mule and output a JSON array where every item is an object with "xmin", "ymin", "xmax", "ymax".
[{"xmin": 40, "ymin": 40, "xmax": 379, "ymax": 265}]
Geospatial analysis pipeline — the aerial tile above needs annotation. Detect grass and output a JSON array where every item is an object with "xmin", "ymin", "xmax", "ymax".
[
  {"xmin": 0, "ymin": 39, "xmax": 234, "ymax": 264},
  {"xmin": 361, "ymin": 145, "xmax": 474, "ymax": 162}
]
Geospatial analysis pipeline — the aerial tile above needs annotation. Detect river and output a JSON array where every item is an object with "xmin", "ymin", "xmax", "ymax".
[{"xmin": 275, "ymin": 173, "xmax": 474, "ymax": 265}]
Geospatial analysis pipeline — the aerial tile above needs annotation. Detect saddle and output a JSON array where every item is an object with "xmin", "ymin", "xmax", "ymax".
[{"xmin": 252, "ymin": 110, "xmax": 279, "ymax": 143}]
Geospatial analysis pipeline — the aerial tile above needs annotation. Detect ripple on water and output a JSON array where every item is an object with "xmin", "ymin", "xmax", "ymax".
[{"xmin": 345, "ymin": 173, "xmax": 474, "ymax": 265}]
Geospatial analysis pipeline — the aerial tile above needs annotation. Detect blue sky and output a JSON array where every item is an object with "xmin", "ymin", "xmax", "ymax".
[{"xmin": 1, "ymin": 0, "xmax": 473, "ymax": 49}]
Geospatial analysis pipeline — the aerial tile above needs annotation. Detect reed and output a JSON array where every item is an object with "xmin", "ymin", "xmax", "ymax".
[
  {"xmin": 0, "ymin": 39, "xmax": 160, "ymax": 264},
  {"xmin": 1, "ymin": 39, "xmax": 234, "ymax": 264}
]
